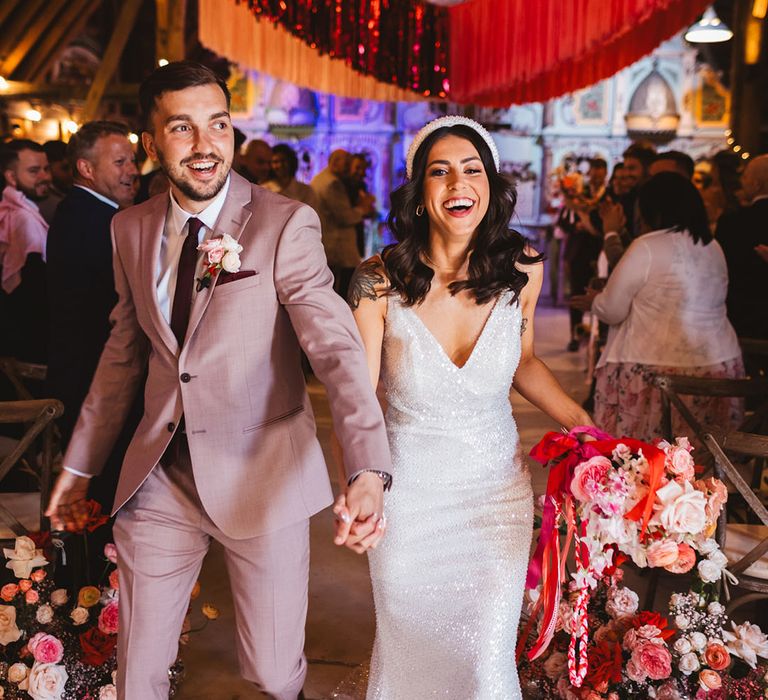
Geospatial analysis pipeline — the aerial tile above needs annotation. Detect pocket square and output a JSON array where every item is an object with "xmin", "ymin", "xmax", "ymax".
[{"xmin": 217, "ymin": 270, "xmax": 257, "ymax": 286}]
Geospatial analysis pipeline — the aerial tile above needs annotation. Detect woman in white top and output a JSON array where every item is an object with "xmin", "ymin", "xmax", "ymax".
[{"xmin": 579, "ymin": 172, "xmax": 743, "ymax": 442}]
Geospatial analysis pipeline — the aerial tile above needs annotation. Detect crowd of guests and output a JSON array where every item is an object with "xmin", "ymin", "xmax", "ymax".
[{"xmin": 558, "ymin": 141, "xmax": 768, "ymax": 442}]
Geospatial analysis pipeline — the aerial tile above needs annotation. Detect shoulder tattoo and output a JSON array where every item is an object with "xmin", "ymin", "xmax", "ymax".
[
  {"xmin": 347, "ymin": 259, "xmax": 385, "ymax": 310},
  {"xmin": 521, "ymin": 317, "xmax": 528, "ymax": 336}
]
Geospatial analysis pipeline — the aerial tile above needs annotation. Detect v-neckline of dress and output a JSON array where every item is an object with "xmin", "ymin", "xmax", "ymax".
[{"xmin": 405, "ymin": 295, "xmax": 503, "ymax": 371}]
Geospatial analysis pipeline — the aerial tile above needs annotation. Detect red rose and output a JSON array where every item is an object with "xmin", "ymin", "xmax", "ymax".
[
  {"xmin": 79, "ymin": 627, "xmax": 117, "ymax": 666},
  {"xmin": 585, "ymin": 640, "xmax": 622, "ymax": 689},
  {"xmin": 630, "ymin": 611, "xmax": 675, "ymax": 641}
]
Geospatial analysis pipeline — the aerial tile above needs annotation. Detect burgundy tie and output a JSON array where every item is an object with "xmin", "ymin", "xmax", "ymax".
[{"xmin": 170, "ymin": 217, "xmax": 204, "ymax": 347}]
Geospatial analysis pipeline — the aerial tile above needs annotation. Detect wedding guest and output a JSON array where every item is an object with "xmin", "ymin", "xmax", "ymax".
[
  {"xmin": 242, "ymin": 138, "xmax": 272, "ymax": 184},
  {"xmin": 263, "ymin": 143, "xmax": 319, "ymax": 211},
  {"xmin": 574, "ymin": 173, "xmax": 743, "ymax": 442},
  {"xmin": 704, "ymin": 150, "xmax": 744, "ymax": 227},
  {"xmin": 38, "ymin": 140, "xmax": 73, "ymax": 224},
  {"xmin": 716, "ymin": 154, "xmax": 768, "ymax": 342},
  {"xmin": 311, "ymin": 149, "xmax": 373, "ymax": 297},
  {"xmin": 344, "ymin": 153, "xmax": 375, "ymax": 256},
  {"xmin": 649, "ymin": 150, "xmax": 695, "ymax": 180},
  {"xmin": 0, "ymin": 140, "xmax": 51, "ymax": 363}
]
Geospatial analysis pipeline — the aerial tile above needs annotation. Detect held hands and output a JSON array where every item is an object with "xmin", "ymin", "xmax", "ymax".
[
  {"xmin": 44, "ymin": 471, "xmax": 91, "ymax": 532},
  {"xmin": 333, "ymin": 472, "xmax": 386, "ymax": 554},
  {"xmin": 569, "ymin": 286, "xmax": 600, "ymax": 312}
]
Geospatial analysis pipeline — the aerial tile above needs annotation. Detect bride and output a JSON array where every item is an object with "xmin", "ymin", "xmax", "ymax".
[{"xmin": 334, "ymin": 116, "xmax": 593, "ymax": 698}]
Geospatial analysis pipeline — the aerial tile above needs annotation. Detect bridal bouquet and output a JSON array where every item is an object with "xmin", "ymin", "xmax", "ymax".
[
  {"xmin": 0, "ymin": 508, "xmax": 217, "ymax": 699},
  {"xmin": 520, "ymin": 428, "xmax": 732, "ymax": 688}
]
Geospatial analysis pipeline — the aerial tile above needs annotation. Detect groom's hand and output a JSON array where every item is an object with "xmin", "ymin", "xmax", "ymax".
[
  {"xmin": 45, "ymin": 471, "xmax": 91, "ymax": 532},
  {"xmin": 333, "ymin": 473, "xmax": 386, "ymax": 553}
]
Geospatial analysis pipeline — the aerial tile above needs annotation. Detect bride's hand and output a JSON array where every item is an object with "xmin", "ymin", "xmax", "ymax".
[{"xmin": 333, "ymin": 475, "xmax": 386, "ymax": 553}]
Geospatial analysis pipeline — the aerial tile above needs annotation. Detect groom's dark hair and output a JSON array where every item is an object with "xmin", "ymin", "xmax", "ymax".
[{"xmin": 139, "ymin": 61, "xmax": 231, "ymax": 131}]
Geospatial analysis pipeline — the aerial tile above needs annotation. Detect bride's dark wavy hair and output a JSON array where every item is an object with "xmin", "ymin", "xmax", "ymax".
[{"xmin": 384, "ymin": 124, "xmax": 543, "ymax": 307}]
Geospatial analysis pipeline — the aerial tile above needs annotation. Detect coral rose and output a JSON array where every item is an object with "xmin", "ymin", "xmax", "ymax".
[
  {"xmin": 632, "ymin": 641, "xmax": 672, "ymax": 680},
  {"xmin": 704, "ymin": 643, "xmax": 730, "ymax": 671},
  {"xmin": 30, "ymin": 570, "xmax": 46, "ymax": 583},
  {"xmin": 18, "ymin": 580, "xmax": 32, "ymax": 593},
  {"xmin": 570, "ymin": 456, "xmax": 611, "ymax": 503},
  {"xmin": 646, "ymin": 540, "xmax": 680, "ymax": 568},
  {"xmin": 202, "ymin": 603, "xmax": 220, "ymax": 620},
  {"xmin": 108, "ymin": 569, "xmax": 119, "ymax": 591},
  {"xmin": 0, "ymin": 584, "xmax": 18, "ymax": 601},
  {"xmin": 98, "ymin": 601, "xmax": 119, "ymax": 635},
  {"xmin": 698, "ymin": 669, "xmax": 722, "ymax": 690},
  {"xmin": 664, "ymin": 543, "xmax": 696, "ymax": 574},
  {"xmin": 25, "ymin": 589, "xmax": 39, "ymax": 604},
  {"xmin": 70, "ymin": 607, "xmax": 89, "ymax": 625}
]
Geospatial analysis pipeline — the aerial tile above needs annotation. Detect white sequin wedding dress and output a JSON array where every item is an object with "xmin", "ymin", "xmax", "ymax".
[{"xmin": 364, "ymin": 291, "xmax": 534, "ymax": 699}]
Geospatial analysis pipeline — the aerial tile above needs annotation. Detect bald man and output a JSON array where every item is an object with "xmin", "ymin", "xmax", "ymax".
[
  {"xmin": 311, "ymin": 149, "xmax": 373, "ymax": 296},
  {"xmin": 716, "ymin": 154, "xmax": 768, "ymax": 341}
]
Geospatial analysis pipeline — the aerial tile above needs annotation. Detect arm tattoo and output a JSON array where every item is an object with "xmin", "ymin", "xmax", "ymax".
[
  {"xmin": 347, "ymin": 259, "xmax": 385, "ymax": 310},
  {"xmin": 521, "ymin": 317, "xmax": 528, "ymax": 336}
]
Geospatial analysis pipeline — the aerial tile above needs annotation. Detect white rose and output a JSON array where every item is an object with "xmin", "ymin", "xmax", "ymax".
[
  {"xmin": 656, "ymin": 481, "xmax": 708, "ymax": 535},
  {"xmin": 98, "ymin": 684, "xmax": 117, "ymax": 700},
  {"xmin": 27, "ymin": 662, "xmax": 68, "ymax": 700},
  {"xmin": 674, "ymin": 637, "xmax": 693, "ymax": 655},
  {"xmin": 543, "ymin": 651, "xmax": 568, "ymax": 680},
  {"xmin": 70, "ymin": 607, "xmax": 89, "ymax": 625},
  {"xmin": 708, "ymin": 602, "xmax": 724, "ymax": 615},
  {"xmin": 698, "ymin": 559, "xmax": 722, "ymax": 583},
  {"xmin": 35, "ymin": 604, "xmax": 54, "ymax": 625},
  {"xmin": 220, "ymin": 234, "xmax": 243, "ymax": 253},
  {"xmin": 697, "ymin": 537, "xmax": 719, "ymax": 555},
  {"xmin": 49, "ymin": 590, "xmax": 68, "ymax": 607},
  {"xmin": 678, "ymin": 652, "xmax": 700, "ymax": 675},
  {"xmin": 708, "ymin": 550, "xmax": 729, "ymax": 569},
  {"xmin": 606, "ymin": 586, "xmax": 639, "ymax": 620},
  {"xmin": 221, "ymin": 250, "xmax": 241, "ymax": 273},
  {"xmin": 690, "ymin": 631, "xmax": 707, "ymax": 650},
  {"xmin": 675, "ymin": 614, "xmax": 690, "ymax": 630},
  {"xmin": 8, "ymin": 662, "xmax": 30, "ymax": 684}
]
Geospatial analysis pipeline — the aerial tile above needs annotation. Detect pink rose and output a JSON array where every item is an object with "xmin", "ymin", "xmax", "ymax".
[
  {"xmin": 103, "ymin": 544, "xmax": 117, "ymax": 564},
  {"xmin": 199, "ymin": 239, "xmax": 225, "ymax": 266},
  {"xmin": 1, "ymin": 584, "xmax": 18, "ymax": 601},
  {"xmin": 667, "ymin": 446, "xmax": 695, "ymax": 482},
  {"xmin": 632, "ymin": 641, "xmax": 672, "ymax": 680},
  {"xmin": 605, "ymin": 586, "xmax": 639, "ymax": 620},
  {"xmin": 625, "ymin": 657, "xmax": 647, "ymax": 682},
  {"xmin": 664, "ymin": 543, "xmax": 696, "ymax": 574},
  {"xmin": 656, "ymin": 681, "xmax": 683, "ymax": 700},
  {"xmin": 704, "ymin": 643, "xmax": 730, "ymax": 671},
  {"xmin": 25, "ymin": 589, "xmax": 39, "ymax": 604},
  {"xmin": 98, "ymin": 601, "xmax": 119, "ymax": 635},
  {"xmin": 646, "ymin": 540, "xmax": 680, "ymax": 568},
  {"xmin": 694, "ymin": 478, "xmax": 728, "ymax": 523},
  {"xmin": 28, "ymin": 633, "xmax": 64, "ymax": 664},
  {"xmin": 570, "ymin": 456, "xmax": 612, "ymax": 502}
]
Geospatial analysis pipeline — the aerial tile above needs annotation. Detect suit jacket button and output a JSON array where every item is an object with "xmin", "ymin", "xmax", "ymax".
[
  {"xmin": 180, "ymin": 373, "xmax": 191, "ymax": 383},
  {"xmin": 167, "ymin": 422, "xmax": 175, "ymax": 433}
]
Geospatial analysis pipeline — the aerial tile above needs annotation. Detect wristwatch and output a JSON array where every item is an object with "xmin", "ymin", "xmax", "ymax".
[{"xmin": 347, "ymin": 469, "xmax": 393, "ymax": 492}]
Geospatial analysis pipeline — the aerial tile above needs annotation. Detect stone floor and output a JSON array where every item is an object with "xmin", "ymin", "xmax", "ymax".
[{"xmin": 178, "ymin": 304, "xmax": 590, "ymax": 700}]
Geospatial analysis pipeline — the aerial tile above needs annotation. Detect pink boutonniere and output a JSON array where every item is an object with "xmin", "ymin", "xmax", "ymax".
[{"xmin": 196, "ymin": 234, "xmax": 243, "ymax": 291}]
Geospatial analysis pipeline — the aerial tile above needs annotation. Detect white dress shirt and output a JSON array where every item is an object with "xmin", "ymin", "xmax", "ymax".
[
  {"xmin": 593, "ymin": 228, "xmax": 741, "ymax": 369},
  {"xmin": 65, "ymin": 177, "xmax": 230, "ymax": 478}
]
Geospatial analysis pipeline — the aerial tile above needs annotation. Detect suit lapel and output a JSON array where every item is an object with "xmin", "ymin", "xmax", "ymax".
[
  {"xmin": 183, "ymin": 173, "xmax": 253, "ymax": 349},
  {"xmin": 140, "ymin": 196, "xmax": 179, "ymax": 356}
]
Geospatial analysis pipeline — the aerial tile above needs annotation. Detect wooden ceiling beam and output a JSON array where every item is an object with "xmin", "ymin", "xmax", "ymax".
[
  {"xmin": 0, "ymin": 1, "xmax": 67, "ymax": 78},
  {"xmin": 20, "ymin": 0, "xmax": 96, "ymax": 83},
  {"xmin": 0, "ymin": 0, "xmax": 47, "ymax": 68},
  {"xmin": 0, "ymin": 80, "xmax": 140, "ymax": 100},
  {"xmin": 0, "ymin": 1, "xmax": 23, "ymax": 35},
  {"xmin": 82, "ymin": 0, "xmax": 144, "ymax": 121},
  {"xmin": 156, "ymin": 0, "xmax": 187, "ymax": 63}
]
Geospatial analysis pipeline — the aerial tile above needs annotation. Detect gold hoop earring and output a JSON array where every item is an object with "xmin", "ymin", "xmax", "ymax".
[{"xmin": 415, "ymin": 204, "xmax": 425, "ymax": 216}]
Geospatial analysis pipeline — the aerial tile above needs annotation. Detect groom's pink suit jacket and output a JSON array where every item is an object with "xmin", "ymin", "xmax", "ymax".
[{"xmin": 63, "ymin": 171, "xmax": 390, "ymax": 539}]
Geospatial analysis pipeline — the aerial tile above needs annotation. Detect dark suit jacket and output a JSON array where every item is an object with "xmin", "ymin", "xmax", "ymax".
[
  {"xmin": 716, "ymin": 198, "xmax": 768, "ymax": 340},
  {"xmin": 46, "ymin": 187, "xmax": 141, "ymax": 509}
]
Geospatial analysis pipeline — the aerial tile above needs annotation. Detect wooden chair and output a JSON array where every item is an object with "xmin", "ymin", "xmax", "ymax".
[
  {"xmin": 0, "ymin": 357, "xmax": 47, "ymax": 401},
  {"xmin": 0, "ymin": 399, "xmax": 63, "ymax": 539},
  {"xmin": 653, "ymin": 374, "xmax": 768, "ymax": 614}
]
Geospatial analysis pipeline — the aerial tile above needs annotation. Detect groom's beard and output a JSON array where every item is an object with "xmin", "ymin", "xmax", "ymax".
[{"xmin": 156, "ymin": 147, "xmax": 231, "ymax": 203}]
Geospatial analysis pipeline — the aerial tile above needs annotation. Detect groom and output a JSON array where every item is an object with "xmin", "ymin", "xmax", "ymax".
[{"xmin": 46, "ymin": 61, "xmax": 391, "ymax": 700}]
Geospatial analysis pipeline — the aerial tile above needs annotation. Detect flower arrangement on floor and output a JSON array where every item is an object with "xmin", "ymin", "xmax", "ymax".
[
  {"xmin": 519, "ymin": 426, "xmax": 756, "ymax": 693},
  {"xmin": 519, "ymin": 572, "xmax": 768, "ymax": 699},
  {"xmin": 0, "ymin": 503, "xmax": 218, "ymax": 699}
]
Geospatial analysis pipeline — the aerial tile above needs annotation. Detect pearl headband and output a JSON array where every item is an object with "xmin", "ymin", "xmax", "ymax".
[{"xmin": 405, "ymin": 115, "xmax": 500, "ymax": 180}]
